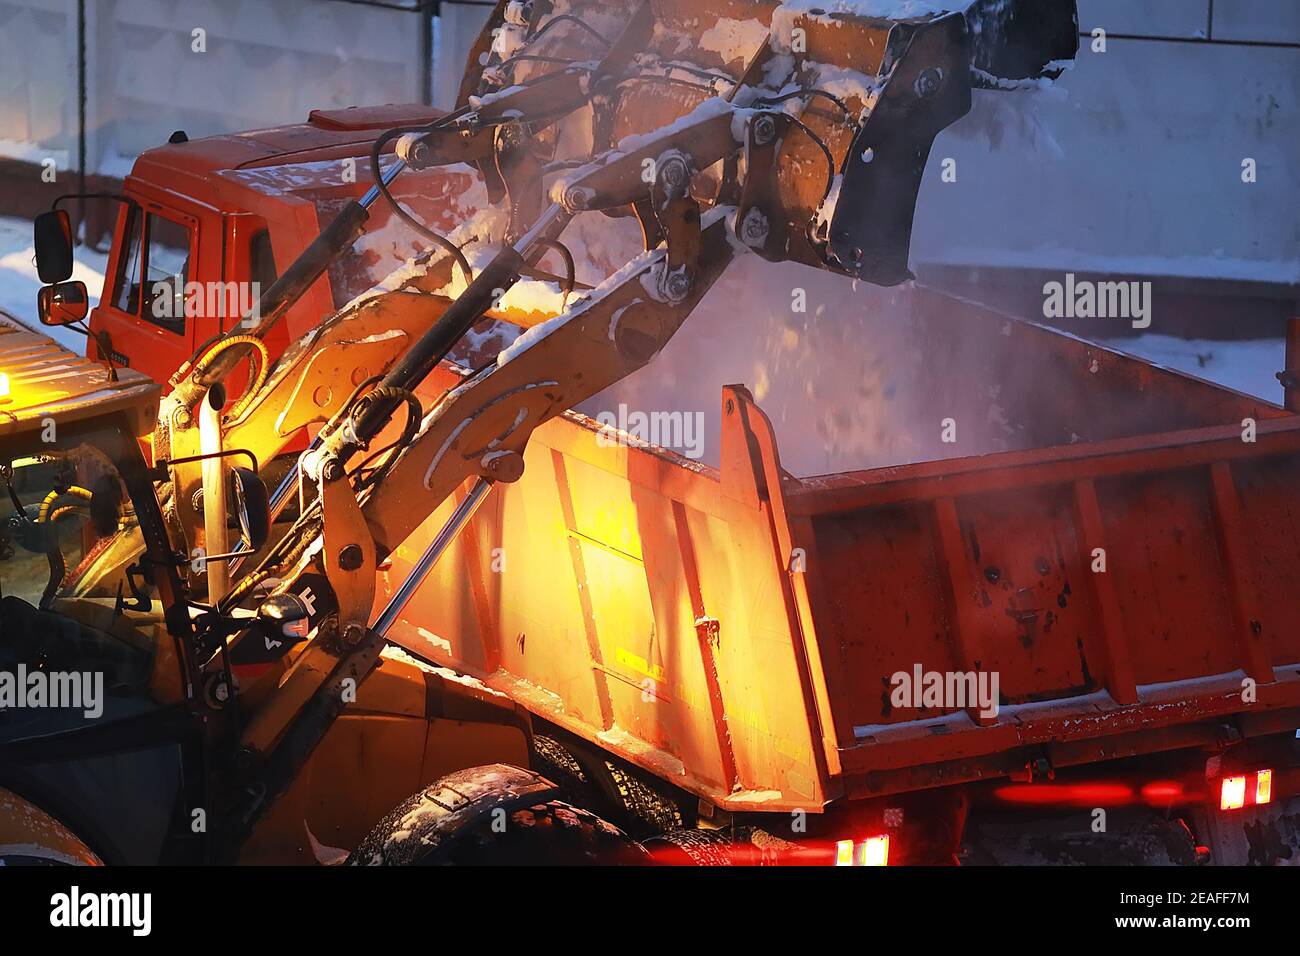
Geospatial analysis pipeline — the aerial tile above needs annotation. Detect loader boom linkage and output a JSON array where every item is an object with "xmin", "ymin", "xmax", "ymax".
[{"xmin": 133, "ymin": 0, "xmax": 1078, "ymax": 854}]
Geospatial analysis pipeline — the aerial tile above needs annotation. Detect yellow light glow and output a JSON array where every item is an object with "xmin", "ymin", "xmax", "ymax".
[
  {"xmin": 1255, "ymin": 769, "xmax": 1272, "ymax": 806},
  {"xmin": 1220, "ymin": 775, "xmax": 1246, "ymax": 811},
  {"xmin": 859, "ymin": 834, "xmax": 890, "ymax": 867},
  {"xmin": 834, "ymin": 840, "xmax": 854, "ymax": 866},
  {"xmin": 0, "ymin": 372, "xmax": 9, "ymax": 401}
]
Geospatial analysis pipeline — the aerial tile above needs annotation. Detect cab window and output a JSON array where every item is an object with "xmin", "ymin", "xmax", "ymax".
[{"xmin": 112, "ymin": 209, "xmax": 193, "ymax": 336}]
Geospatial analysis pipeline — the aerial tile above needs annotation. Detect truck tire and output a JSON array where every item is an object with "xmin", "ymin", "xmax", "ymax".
[
  {"xmin": 349, "ymin": 763, "xmax": 646, "ymax": 865},
  {"xmin": 446, "ymin": 800, "xmax": 649, "ymax": 865},
  {"xmin": 642, "ymin": 828, "xmax": 749, "ymax": 866},
  {"xmin": 531, "ymin": 733, "xmax": 688, "ymax": 838}
]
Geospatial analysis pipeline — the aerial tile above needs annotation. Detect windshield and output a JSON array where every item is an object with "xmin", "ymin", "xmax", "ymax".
[
  {"xmin": 1, "ymin": 439, "xmax": 134, "ymax": 608},
  {"xmin": 0, "ymin": 420, "xmax": 181, "ymax": 741}
]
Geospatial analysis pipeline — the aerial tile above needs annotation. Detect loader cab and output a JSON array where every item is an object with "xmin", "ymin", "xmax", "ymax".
[
  {"xmin": 0, "ymin": 363, "xmax": 209, "ymax": 863},
  {"xmin": 0, "ymin": 333, "xmax": 192, "ymax": 763},
  {"xmin": 0, "ymin": 416, "xmax": 162, "ymax": 697}
]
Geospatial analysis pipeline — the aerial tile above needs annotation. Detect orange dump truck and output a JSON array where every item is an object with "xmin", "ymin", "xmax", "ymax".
[
  {"xmin": 26, "ymin": 107, "xmax": 1300, "ymax": 865},
  {"xmin": 382, "ymin": 285, "xmax": 1300, "ymax": 865}
]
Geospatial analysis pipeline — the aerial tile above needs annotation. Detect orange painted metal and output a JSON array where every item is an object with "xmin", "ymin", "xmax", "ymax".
[
  {"xmin": 378, "ymin": 287, "xmax": 1300, "ymax": 813},
  {"xmin": 85, "ymin": 104, "xmax": 477, "ymax": 389},
  {"xmin": 65, "ymin": 71, "xmax": 1298, "ymax": 821}
]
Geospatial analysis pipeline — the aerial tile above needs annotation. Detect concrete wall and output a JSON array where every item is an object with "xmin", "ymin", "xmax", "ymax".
[
  {"xmin": 0, "ymin": 0, "xmax": 1294, "ymax": 291},
  {"xmin": 912, "ymin": 0, "xmax": 1300, "ymax": 284},
  {"xmin": 0, "ymin": 0, "xmax": 492, "ymax": 177}
]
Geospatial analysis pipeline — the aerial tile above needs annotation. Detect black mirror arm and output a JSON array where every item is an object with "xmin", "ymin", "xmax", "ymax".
[
  {"xmin": 149, "ymin": 448, "xmax": 259, "ymax": 482},
  {"xmin": 63, "ymin": 320, "xmax": 119, "ymax": 383},
  {"xmin": 51, "ymin": 192, "xmax": 140, "ymax": 255}
]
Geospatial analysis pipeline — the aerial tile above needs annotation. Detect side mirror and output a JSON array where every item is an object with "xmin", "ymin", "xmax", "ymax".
[
  {"xmin": 230, "ymin": 467, "xmax": 270, "ymax": 552},
  {"xmin": 34, "ymin": 209, "xmax": 74, "ymax": 284},
  {"xmin": 37, "ymin": 281, "xmax": 89, "ymax": 327}
]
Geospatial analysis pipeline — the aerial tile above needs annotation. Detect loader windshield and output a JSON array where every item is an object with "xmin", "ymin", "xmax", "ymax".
[
  {"xmin": 0, "ymin": 415, "xmax": 177, "ymax": 625},
  {"xmin": 0, "ymin": 415, "xmax": 192, "ymax": 742}
]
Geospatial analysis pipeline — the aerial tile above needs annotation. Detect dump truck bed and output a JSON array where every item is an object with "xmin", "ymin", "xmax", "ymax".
[{"xmin": 379, "ymin": 286, "xmax": 1300, "ymax": 812}]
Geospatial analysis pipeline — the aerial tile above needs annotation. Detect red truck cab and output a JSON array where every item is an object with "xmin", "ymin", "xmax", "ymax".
[{"xmin": 87, "ymin": 104, "xmax": 479, "ymax": 387}]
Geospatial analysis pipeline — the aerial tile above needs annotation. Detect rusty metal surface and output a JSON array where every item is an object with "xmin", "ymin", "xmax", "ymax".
[{"xmin": 377, "ymin": 288, "xmax": 1300, "ymax": 812}]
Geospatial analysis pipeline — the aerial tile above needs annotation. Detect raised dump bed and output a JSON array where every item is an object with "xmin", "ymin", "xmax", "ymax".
[{"xmin": 377, "ymin": 285, "xmax": 1300, "ymax": 813}]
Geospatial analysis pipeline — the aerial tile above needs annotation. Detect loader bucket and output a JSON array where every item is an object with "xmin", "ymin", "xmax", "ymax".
[
  {"xmin": 824, "ymin": 0, "xmax": 1078, "ymax": 285},
  {"xmin": 964, "ymin": 0, "xmax": 1080, "ymax": 87},
  {"xmin": 454, "ymin": 0, "xmax": 1078, "ymax": 286}
]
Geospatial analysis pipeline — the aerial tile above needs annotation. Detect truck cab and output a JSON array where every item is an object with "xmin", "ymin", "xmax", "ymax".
[{"xmin": 81, "ymin": 104, "xmax": 479, "ymax": 387}]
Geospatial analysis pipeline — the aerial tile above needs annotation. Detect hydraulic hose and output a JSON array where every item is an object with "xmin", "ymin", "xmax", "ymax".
[
  {"xmin": 191, "ymin": 335, "xmax": 270, "ymax": 421},
  {"xmin": 370, "ymin": 125, "xmax": 473, "ymax": 286},
  {"xmin": 38, "ymin": 486, "xmax": 92, "ymax": 522}
]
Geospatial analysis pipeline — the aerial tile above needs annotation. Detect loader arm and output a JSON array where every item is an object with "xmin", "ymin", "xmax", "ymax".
[{"xmin": 143, "ymin": 0, "xmax": 1077, "ymax": 854}]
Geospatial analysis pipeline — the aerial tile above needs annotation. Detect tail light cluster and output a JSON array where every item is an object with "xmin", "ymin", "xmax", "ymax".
[
  {"xmin": 1219, "ymin": 769, "xmax": 1272, "ymax": 811},
  {"xmin": 834, "ymin": 835, "xmax": 889, "ymax": 866}
]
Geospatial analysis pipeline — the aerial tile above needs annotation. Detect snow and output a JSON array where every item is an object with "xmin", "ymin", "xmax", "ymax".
[
  {"xmin": 582, "ymin": 251, "xmax": 1291, "ymax": 475},
  {"xmin": 805, "ymin": 62, "xmax": 882, "ymax": 102},
  {"xmin": 380, "ymin": 643, "xmax": 507, "ymax": 697},
  {"xmin": 0, "ymin": 215, "xmax": 110, "ymax": 353},
  {"xmin": 698, "ymin": 17, "xmax": 770, "ymax": 66},
  {"xmin": 726, "ymin": 789, "xmax": 785, "ymax": 804},
  {"xmin": 304, "ymin": 822, "xmax": 349, "ymax": 866}
]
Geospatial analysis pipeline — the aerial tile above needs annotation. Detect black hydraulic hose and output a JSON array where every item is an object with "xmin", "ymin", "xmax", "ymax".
[
  {"xmin": 496, "ymin": 53, "xmax": 580, "ymax": 73},
  {"xmin": 785, "ymin": 115, "xmax": 838, "ymax": 213},
  {"xmin": 352, "ymin": 386, "xmax": 423, "ymax": 445},
  {"xmin": 530, "ymin": 238, "xmax": 576, "ymax": 299},
  {"xmin": 370, "ymin": 126, "xmax": 473, "ymax": 285},
  {"xmin": 342, "ymin": 245, "xmax": 527, "ymax": 457},
  {"xmin": 757, "ymin": 88, "xmax": 853, "ymax": 121},
  {"xmin": 531, "ymin": 14, "xmax": 611, "ymax": 49},
  {"xmin": 191, "ymin": 199, "xmax": 372, "ymax": 388}
]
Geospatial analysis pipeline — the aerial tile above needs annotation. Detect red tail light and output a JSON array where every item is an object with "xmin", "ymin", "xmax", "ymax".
[
  {"xmin": 1220, "ymin": 776, "xmax": 1246, "ymax": 810},
  {"xmin": 834, "ymin": 835, "xmax": 890, "ymax": 866},
  {"xmin": 1220, "ymin": 769, "xmax": 1273, "ymax": 811}
]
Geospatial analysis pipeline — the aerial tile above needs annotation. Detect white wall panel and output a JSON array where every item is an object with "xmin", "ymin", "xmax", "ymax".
[
  {"xmin": 0, "ymin": 0, "xmax": 1294, "ymax": 283},
  {"xmin": 0, "ymin": 0, "xmax": 429, "ymax": 175}
]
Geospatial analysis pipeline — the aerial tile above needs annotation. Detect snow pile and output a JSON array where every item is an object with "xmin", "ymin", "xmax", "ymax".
[{"xmin": 380, "ymin": 643, "xmax": 507, "ymax": 697}]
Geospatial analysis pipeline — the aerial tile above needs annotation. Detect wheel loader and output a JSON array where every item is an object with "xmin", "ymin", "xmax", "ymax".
[{"xmin": 5, "ymin": 0, "xmax": 1300, "ymax": 867}]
